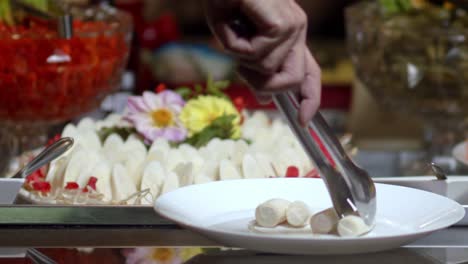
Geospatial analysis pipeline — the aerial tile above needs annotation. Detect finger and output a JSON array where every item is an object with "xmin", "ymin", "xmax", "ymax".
[
  {"xmin": 238, "ymin": 27, "xmax": 300, "ymax": 74},
  {"xmin": 298, "ymin": 48, "xmax": 322, "ymax": 126},
  {"xmin": 245, "ymin": 22, "xmax": 308, "ymax": 93}
]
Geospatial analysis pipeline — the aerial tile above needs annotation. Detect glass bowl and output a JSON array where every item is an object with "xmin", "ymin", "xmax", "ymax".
[
  {"xmin": 0, "ymin": 4, "xmax": 132, "ymax": 150},
  {"xmin": 346, "ymin": 1, "xmax": 468, "ymax": 154}
]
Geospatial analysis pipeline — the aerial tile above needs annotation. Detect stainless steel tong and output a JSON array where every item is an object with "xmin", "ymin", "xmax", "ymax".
[
  {"xmin": 274, "ymin": 93, "xmax": 376, "ymax": 225},
  {"xmin": 229, "ymin": 16, "xmax": 376, "ymax": 226}
]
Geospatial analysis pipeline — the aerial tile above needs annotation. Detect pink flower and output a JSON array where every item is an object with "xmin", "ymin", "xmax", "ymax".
[
  {"xmin": 123, "ymin": 248, "xmax": 183, "ymax": 264},
  {"xmin": 124, "ymin": 91, "xmax": 187, "ymax": 143}
]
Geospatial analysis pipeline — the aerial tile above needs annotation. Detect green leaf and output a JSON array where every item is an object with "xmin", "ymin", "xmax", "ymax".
[
  {"xmin": 379, "ymin": 0, "xmax": 403, "ymax": 14},
  {"xmin": 183, "ymin": 114, "xmax": 238, "ymax": 148},
  {"xmin": 194, "ymin": 84, "xmax": 204, "ymax": 94},
  {"xmin": 175, "ymin": 87, "xmax": 193, "ymax": 100},
  {"xmin": 204, "ymin": 74, "xmax": 231, "ymax": 99}
]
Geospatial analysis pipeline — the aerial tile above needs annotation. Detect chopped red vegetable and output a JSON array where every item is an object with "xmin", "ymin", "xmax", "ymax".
[
  {"xmin": 46, "ymin": 134, "xmax": 62, "ymax": 147},
  {"xmin": 65, "ymin": 182, "xmax": 79, "ymax": 190},
  {"xmin": 155, "ymin": 83, "xmax": 167, "ymax": 93},
  {"xmin": 32, "ymin": 181, "xmax": 51, "ymax": 193},
  {"xmin": 285, "ymin": 166, "xmax": 299, "ymax": 177},
  {"xmin": 25, "ymin": 169, "xmax": 45, "ymax": 183},
  {"xmin": 82, "ymin": 176, "xmax": 98, "ymax": 192}
]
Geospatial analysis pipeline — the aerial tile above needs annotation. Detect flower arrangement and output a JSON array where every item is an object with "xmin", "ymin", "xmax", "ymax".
[
  {"xmin": 122, "ymin": 247, "xmax": 204, "ymax": 264},
  {"xmin": 122, "ymin": 77, "xmax": 243, "ymax": 149}
]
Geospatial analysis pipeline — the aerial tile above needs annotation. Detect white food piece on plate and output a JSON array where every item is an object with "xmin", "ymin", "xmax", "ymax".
[
  {"xmin": 199, "ymin": 160, "xmax": 219, "ymax": 180},
  {"xmin": 174, "ymin": 162, "xmax": 194, "ymax": 187},
  {"xmin": 193, "ymin": 173, "xmax": 212, "ymax": 184},
  {"xmin": 111, "ymin": 163, "xmax": 137, "ymax": 203},
  {"xmin": 145, "ymin": 150, "xmax": 166, "ymax": 167},
  {"xmin": 178, "ymin": 144, "xmax": 204, "ymax": 174},
  {"xmin": 125, "ymin": 137, "xmax": 147, "ymax": 157},
  {"xmin": 272, "ymin": 147, "xmax": 302, "ymax": 176},
  {"xmin": 166, "ymin": 149, "xmax": 185, "ymax": 171},
  {"xmin": 161, "ymin": 171, "xmax": 179, "ymax": 195},
  {"xmin": 337, "ymin": 215, "xmax": 371, "ymax": 238},
  {"xmin": 310, "ymin": 208, "xmax": 339, "ymax": 234},
  {"xmin": 149, "ymin": 137, "xmax": 171, "ymax": 156},
  {"xmin": 286, "ymin": 201, "xmax": 311, "ymax": 227},
  {"xmin": 46, "ymin": 157, "xmax": 68, "ymax": 189},
  {"xmin": 81, "ymin": 130, "xmax": 102, "ymax": 151},
  {"xmin": 231, "ymin": 140, "xmax": 249, "ymax": 165},
  {"xmin": 220, "ymin": 140, "xmax": 235, "ymax": 161},
  {"xmin": 103, "ymin": 134, "xmax": 125, "ymax": 163},
  {"xmin": 62, "ymin": 124, "xmax": 85, "ymax": 151},
  {"xmin": 271, "ymin": 119, "xmax": 287, "ymax": 139},
  {"xmin": 140, "ymin": 161, "xmax": 166, "ymax": 202},
  {"xmin": 63, "ymin": 147, "xmax": 88, "ymax": 185},
  {"xmin": 255, "ymin": 198, "xmax": 291, "ymax": 228},
  {"xmin": 91, "ymin": 162, "xmax": 112, "ymax": 201},
  {"xmin": 242, "ymin": 111, "xmax": 269, "ymax": 139},
  {"xmin": 219, "ymin": 159, "xmax": 242, "ymax": 180},
  {"xmin": 204, "ymin": 138, "xmax": 223, "ymax": 161},
  {"xmin": 76, "ymin": 150, "xmax": 102, "ymax": 188},
  {"xmin": 254, "ymin": 153, "xmax": 276, "ymax": 177},
  {"xmin": 77, "ymin": 117, "xmax": 95, "ymax": 132},
  {"xmin": 124, "ymin": 151, "xmax": 146, "ymax": 187},
  {"xmin": 242, "ymin": 154, "xmax": 264, "ymax": 179},
  {"xmin": 62, "ymin": 123, "xmax": 78, "ymax": 138}
]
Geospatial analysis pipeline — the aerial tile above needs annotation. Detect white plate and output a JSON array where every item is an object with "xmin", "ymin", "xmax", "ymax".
[
  {"xmin": 0, "ymin": 178, "xmax": 24, "ymax": 204},
  {"xmin": 154, "ymin": 178, "xmax": 464, "ymax": 255}
]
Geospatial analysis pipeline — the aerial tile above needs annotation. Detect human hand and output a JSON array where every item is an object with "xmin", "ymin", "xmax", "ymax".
[{"xmin": 203, "ymin": 0, "xmax": 321, "ymax": 125}]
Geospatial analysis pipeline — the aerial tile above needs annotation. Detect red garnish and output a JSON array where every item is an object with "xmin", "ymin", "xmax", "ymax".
[
  {"xmin": 25, "ymin": 169, "xmax": 44, "ymax": 183},
  {"xmin": 155, "ymin": 83, "xmax": 167, "ymax": 93},
  {"xmin": 305, "ymin": 169, "xmax": 320, "ymax": 178},
  {"xmin": 65, "ymin": 182, "xmax": 80, "ymax": 190},
  {"xmin": 46, "ymin": 134, "xmax": 62, "ymax": 147},
  {"xmin": 285, "ymin": 166, "xmax": 299, "ymax": 177},
  {"xmin": 83, "ymin": 176, "xmax": 98, "ymax": 192},
  {"xmin": 32, "ymin": 181, "xmax": 51, "ymax": 193},
  {"xmin": 233, "ymin": 96, "xmax": 245, "ymax": 112}
]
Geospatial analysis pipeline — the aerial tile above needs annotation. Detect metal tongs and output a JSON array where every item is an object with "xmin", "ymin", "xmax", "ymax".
[
  {"xmin": 11, "ymin": 0, "xmax": 73, "ymax": 39},
  {"xmin": 275, "ymin": 93, "xmax": 376, "ymax": 225},
  {"xmin": 230, "ymin": 17, "xmax": 376, "ymax": 226}
]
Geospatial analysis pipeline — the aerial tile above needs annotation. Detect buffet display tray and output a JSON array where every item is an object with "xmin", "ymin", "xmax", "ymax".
[{"xmin": 0, "ymin": 205, "xmax": 468, "ymax": 249}]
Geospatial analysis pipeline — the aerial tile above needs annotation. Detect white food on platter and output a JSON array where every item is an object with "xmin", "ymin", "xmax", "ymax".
[
  {"xmin": 91, "ymin": 162, "xmax": 112, "ymax": 201},
  {"xmin": 286, "ymin": 201, "xmax": 311, "ymax": 227},
  {"xmin": 255, "ymin": 198, "xmax": 291, "ymax": 228},
  {"xmin": 140, "ymin": 161, "xmax": 165, "ymax": 204},
  {"xmin": 337, "ymin": 215, "xmax": 371, "ymax": 238},
  {"xmin": 219, "ymin": 159, "xmax": 242, "ymax": 180},
  {"xmin": 24, "ymin": 111, "xmax": 320, "ymax": 205},
  {"xmin": 111, "ymin": 163, "xmax": 137, "ymax": 203},
  {"xmin": 310, "ymin": 207, "xmax": 340, "ymax": 234}
]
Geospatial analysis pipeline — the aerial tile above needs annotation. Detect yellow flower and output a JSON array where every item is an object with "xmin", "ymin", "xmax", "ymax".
[
  {"xmin": 180, "ymin": 248, "xmax": 203, "ymax": 261},
  {"xmin": 180, "ymin": 95, "xmax": 241, "ymax": 138}
]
